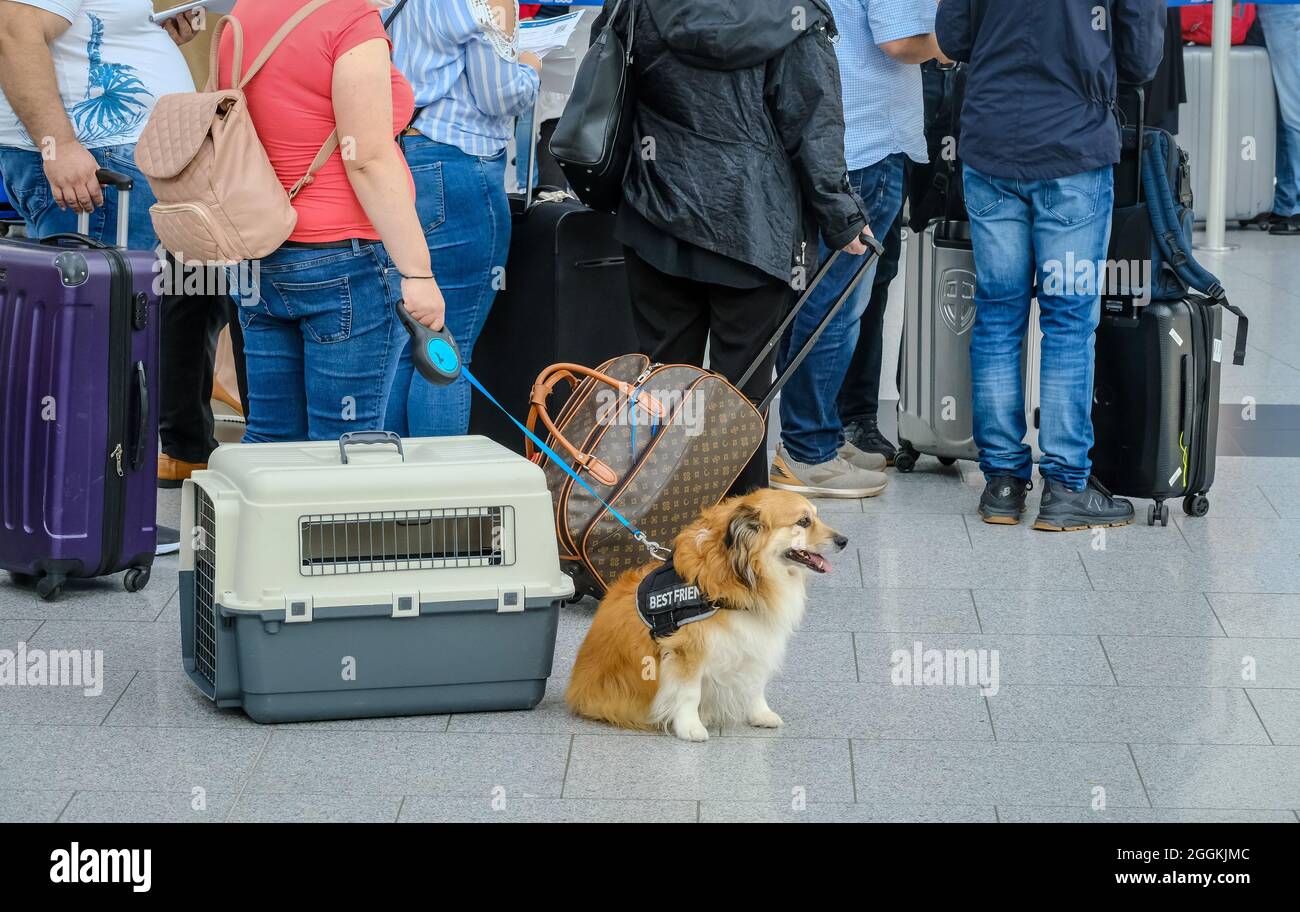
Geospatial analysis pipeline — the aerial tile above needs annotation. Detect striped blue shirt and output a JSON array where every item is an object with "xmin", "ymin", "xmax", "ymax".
[
  {"xmin": 829, "ymin": 0, "xmax": 935, "ymax": 171},
  {"xmin": 388, "ymin": 0, "xmax": 540, "ymax": 156}
]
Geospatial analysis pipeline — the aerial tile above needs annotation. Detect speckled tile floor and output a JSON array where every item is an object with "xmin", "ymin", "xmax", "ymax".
[{"xmin": 2, "ymin": 231, "xmax": 1299, "ymax": 823}]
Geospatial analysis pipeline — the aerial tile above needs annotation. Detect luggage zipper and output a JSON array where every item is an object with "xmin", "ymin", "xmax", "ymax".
[{"xmin": 96, "ymin": 247, "xmax": 132, "ymax": 577}]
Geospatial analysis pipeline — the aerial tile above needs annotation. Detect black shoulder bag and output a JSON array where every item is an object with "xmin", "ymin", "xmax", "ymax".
[{"xmin": 547, "ymin": 0, "xmax": 636, "ymax": 214}]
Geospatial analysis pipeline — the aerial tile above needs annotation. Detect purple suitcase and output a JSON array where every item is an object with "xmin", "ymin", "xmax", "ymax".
[{"xmin": 0, "ymin": 169, "xmax": 160, "ymax": 599}]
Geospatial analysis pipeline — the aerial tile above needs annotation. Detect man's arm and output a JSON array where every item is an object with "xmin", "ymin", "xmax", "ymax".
[
  {"xmin": 879, "ymin": 33, "xmax": 948, "ymax": 65},
  {"xmin": 934, "ymin": 0, "xmax": 974, "ymax": 64},
  {"xmin": 1112, "ymin": 0, "xmax": 1166, "ymax": 86},
  {"xmin": 871, "ymin": 1, "xmax": 951, "ymax": 66},
  {"xmin": 0, "ymin": 1, "xmax": 102, "ymax": 213}
]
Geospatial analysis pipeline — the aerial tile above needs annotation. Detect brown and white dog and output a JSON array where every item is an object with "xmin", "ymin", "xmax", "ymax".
[{"xmin": 565, "ymin": 489, "xmax": 847, "ymax": 741}]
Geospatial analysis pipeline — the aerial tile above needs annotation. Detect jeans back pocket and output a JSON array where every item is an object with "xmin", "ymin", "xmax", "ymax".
[{"xmin": 270, "ymin": 276, "xmax": 354, "ymax": 344}]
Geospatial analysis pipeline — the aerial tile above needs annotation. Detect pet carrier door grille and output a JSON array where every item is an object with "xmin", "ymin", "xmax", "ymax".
[
  {"xmin": 299, "ymin": 506, "xmax": 514, "ymax": 576},
  {"xmin": 193, "ymin": 485, "xmax": 218, "ymax": 687}
]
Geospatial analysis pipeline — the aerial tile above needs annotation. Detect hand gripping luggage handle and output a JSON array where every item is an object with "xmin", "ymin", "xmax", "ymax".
[
  {"xmin": 36, "ymin": 170, "xmax": 132, "ymax": 249},
  {"xmin": 737, "ymin": 232, "xmax": 886, "ymax": 413},
  {"xmin": 523, "ymin": 364, "xmax": 668, "ymax": 487},
  {"xmin": 339, "ymin": 431, "xmax": 405, "ymax": 464}
]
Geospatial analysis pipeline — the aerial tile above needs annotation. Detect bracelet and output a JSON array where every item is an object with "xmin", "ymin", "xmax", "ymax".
[{"xmin": 400, "ymin": 273, "xmax": 436, "ymax": 281}]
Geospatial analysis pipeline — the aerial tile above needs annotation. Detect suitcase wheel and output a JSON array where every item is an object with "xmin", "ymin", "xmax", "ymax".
[
  {"xmin": 1147, "ymin": 502, "xmax": 1171, "ymax": 527},
  {"xmin": 35, "ymin": 574, "xmax": 65, "ymax": 600},
  {"xmin": 894, "ymin": 445, "xmax": 919, "ymax": 474},
  {"xmin": 124, "ymin": 566, "xmax": 151, "ymax": 593},
  {"xmin": 1183, "ymin": 494, "xmax": 1210, "ymax": 518},
  {"xmin": 938, "ymin": 457, "xmax": 957, "ymax": 467}
]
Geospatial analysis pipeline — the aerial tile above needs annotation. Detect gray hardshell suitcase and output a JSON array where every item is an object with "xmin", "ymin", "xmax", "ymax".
[
  {"xmin": 178, "ymin": 433, "xmax": 574, "ymax": 723},
  {"xmin": 896, "ymin": 220, "xmax": 1041, "ymax": 472},
  {"xmin": 1179, "ymin": 45, "xmax": 1277, "ymax": 223}
]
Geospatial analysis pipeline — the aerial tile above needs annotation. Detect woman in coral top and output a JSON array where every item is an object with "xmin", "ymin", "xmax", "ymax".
[{"xmin": 221, "ymin": 0, "xmax": 444, "ymax": 442}]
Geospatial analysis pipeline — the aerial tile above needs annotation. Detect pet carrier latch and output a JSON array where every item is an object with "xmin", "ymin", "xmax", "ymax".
[{"xmin": 285, "ymin": 596, "xmax": 313, "ymax": 623}]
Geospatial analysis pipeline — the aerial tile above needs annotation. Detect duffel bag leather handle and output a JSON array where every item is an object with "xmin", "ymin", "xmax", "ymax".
[{"xmin": 524, "ymin": 362, "xmax": 668, "ymax": 487}]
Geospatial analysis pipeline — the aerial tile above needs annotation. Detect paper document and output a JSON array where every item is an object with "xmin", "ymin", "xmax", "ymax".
[
  {"xmin": 151, "ymin": 1, "xmax": 236, "ymax": 25},
  {"xmin": 518, "ymin": 10, "xmax": 586, "ymax": 58}
]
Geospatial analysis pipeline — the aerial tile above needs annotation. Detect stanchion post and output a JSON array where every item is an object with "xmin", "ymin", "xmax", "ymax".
[{"xmin": 1197, "ymin": 0, "xmax": 1240, "ymax": 252}]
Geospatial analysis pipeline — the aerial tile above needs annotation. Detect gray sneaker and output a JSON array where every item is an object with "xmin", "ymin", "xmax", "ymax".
[
  {"xmin": 837, "ymin": 439, "xmax": 888, "ymax": 472},
  {"xmin": 771, "ymin": 445, "xmax": 889, "ymax": 498}
]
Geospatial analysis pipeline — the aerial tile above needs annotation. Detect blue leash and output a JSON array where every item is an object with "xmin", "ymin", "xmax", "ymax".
[{"xmin": 398, "ymin": 305, "xmax": 671, "ymax": 560}]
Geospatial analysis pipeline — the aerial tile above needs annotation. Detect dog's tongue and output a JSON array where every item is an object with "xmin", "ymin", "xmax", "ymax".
[{"xmin": 808, "ymin": 552, "xmax": 830, "ymax": 574}]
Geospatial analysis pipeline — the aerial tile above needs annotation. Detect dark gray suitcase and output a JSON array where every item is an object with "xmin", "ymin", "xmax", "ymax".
[{"xmin": 1091, "ymin": 294, "xmax": 1222, "ymax": 526}]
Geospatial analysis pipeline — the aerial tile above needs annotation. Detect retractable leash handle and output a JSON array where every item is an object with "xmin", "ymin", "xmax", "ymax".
[{"xmin": 398, "ymin": 300, "xmax": 462, "ymax": 386}]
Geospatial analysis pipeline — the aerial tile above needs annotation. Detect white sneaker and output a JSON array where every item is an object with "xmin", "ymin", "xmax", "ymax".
[{"xmin": 770, "ymin": 445, "xmax": 889, "ymax": 498}]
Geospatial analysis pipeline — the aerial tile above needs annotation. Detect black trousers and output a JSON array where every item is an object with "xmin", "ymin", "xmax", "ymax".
[
  {"xmin": 159, "ymin": 289, "xmax": 247, "ymax": 465},
  {"xmin": 836, "ymin": 202, "xmax": 905, "ymax": 424},
  {"xmin": 624, "ymin": 249, "xmax": 790, "ymax": 495}
]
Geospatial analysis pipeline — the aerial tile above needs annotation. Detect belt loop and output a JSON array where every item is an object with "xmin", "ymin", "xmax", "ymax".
[{"xmin": 351, "ymin": 238, "xmax": 362, "ymax": 254}]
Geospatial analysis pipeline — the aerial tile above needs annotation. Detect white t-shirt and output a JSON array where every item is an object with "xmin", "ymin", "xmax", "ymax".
[{"xmin": 0, "ymin": 0, "xmax": 195, "ymax": 150}]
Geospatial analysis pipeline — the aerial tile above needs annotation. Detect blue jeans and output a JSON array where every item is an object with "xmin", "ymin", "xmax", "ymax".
[
  {"xmin": 386, "ymin": 138, "xmax": 511, "ymax": 437},
  {"xmin": 777, "ymin": 153, "xmax": 905, "ymax": 464},
  {"xmin": 236, "ymin": 241, "xmax": 405, "ymax": 442},
  {"xmin": 0, "ymin": 144, "xmax": 159, "ymax": 250},
  {"xmin": 1261, "ymin": 4, "xmax": 1300, "ymax": 216},
  {"xmin": 964, "ymin": 163, "xmax": 1114, "ymax": 490}
]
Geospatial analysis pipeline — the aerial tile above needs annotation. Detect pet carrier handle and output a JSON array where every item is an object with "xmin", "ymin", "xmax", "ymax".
[
  {"xmin": 339, "ymin": 431, "xmax": 405, "ymax": 464},
  {"xmin": 398, "ymin": 301, "xmax": 462, "ymax": 386}
]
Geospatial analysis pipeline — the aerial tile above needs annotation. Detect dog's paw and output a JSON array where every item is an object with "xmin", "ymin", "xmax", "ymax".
[
  {"xmin": 673, "ymin": 719, "xmax": 710, "ymax": 742},
  {"xmin": 748, "ymin": 709, "xmax": 784, "ymax": 728}
]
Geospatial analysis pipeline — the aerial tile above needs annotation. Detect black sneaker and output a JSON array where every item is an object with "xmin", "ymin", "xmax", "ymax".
[
  {"xmin": 1242, "ymin": 211, "xmax": 1286, "ymax": 231},
  {"xmin": 1033, "ymin": 476, "xmax": 1135, "ymax": 532},
  {"xmin": 979, "ymin": 475, "xmax": 1032, "ymax": 525},
  {"xmin": 843, "ymin": 416, "xmax": 897, "ymax": 465},
  {"xmin": 1269, "ymin": 215, "xmax": 1300, "ymax": 236}
]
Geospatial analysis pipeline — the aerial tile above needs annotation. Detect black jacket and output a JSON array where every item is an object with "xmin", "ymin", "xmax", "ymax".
[
  {"xmin": 609, "ymin": 0, "xmax": 867, "ymax": 284},
  {"xmin": 936, "ymin": 0, "xmax": 1166, "ymax": 181}
]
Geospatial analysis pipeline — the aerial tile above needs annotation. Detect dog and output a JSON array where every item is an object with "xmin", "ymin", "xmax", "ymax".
[{"xmin": 565, "ymin": 489, "xmax": 847, "ymax": 741}]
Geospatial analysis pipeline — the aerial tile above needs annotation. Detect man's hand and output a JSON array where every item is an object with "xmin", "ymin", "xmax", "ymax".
[
  {"xmin": 842, "ymin": 227, "xmax": 875, "ymax": 256},
  {"xmin": 161, "ymin": 9, "xmax": 202, "ymax": 46},
  {"xmin": 44, "ymin": 140, "xmax": 102, "ymax": 213}
]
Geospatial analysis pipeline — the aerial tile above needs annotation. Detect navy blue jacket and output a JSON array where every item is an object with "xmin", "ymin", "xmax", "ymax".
[{"xmin": 936, "ymin": 0, "xmax": 1166, "ymax": 181}]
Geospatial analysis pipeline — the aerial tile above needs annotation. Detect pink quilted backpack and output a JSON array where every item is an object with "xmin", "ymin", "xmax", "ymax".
[{"xmin": 135, "ymin": 0, "xmax": 340, "ymax": 264}]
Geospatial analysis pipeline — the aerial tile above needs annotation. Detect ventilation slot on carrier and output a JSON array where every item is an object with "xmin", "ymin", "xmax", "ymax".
[
  {"xmin": 193, "ymin": 485, "xmax": 218, "ymax": 687},
  {"xmin": 299, "ymin": 506, "xmax": 513, "ymax": 576}
]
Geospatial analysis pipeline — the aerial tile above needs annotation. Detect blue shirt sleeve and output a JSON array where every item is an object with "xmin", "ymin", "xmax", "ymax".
[
  {"xmin": 449, "ymin": 0, "xmax": 540, "ymax": 119},
  {"xmin": 866, "ymin": 0, "xmax": 937, "ymax": 47}
]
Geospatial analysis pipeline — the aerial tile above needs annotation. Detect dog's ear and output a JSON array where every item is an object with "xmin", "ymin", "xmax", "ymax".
[{"xmin": 725, "ymin": 503, "xmax": 764, "ymax": 586}]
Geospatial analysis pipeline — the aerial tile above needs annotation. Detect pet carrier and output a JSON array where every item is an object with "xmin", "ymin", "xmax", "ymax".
[{"xmin": 178, "ymin": 432, "xmax": 574, "ymax": 723}]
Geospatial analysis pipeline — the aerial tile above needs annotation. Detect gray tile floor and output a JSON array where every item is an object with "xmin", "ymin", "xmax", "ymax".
[{"xmin": 3, "ymin": 231, "xmax": 1300, "ymax": 823}]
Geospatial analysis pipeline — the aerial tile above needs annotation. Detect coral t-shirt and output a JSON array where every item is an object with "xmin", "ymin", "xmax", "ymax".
[{"xmin": 219, "ymin": 0, "xmax": 415, "ymax": 243}]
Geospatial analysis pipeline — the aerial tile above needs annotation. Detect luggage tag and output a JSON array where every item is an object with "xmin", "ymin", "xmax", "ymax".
[{"xmin": 398, "ymin": 301, "xmax": 461, "ymax": 386}]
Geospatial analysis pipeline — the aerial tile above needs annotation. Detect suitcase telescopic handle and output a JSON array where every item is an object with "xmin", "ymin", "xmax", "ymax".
[
  {"xmin": 68, "ymin": 169, "xmax": 134, "ymax": 247},
  {"xmin": 739, "ymin": 231, "xmax": 885, "ymax": 412},
  {"xmin": 339, "ymin": 431, "xmax": 405, "ymax": 464}
]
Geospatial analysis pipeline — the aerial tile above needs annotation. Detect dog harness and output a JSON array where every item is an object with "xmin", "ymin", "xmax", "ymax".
[{"xmin": 636, "ymin": 559, "xmax": 719, "ymax": 639}]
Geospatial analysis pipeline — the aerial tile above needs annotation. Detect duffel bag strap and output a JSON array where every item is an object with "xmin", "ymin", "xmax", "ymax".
[{"xmin": 462, "ymin": 366, "xmax": 672, "ymax": 562}]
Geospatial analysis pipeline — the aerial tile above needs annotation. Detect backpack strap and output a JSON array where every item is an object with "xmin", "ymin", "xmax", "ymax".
[
  {"xmin": 1140, "ymin": 132, "xmax": 1250, "ymax": 365},
  {"xmin": 207, "ymin": 1, "xmax": 342, "ymax": 200}
]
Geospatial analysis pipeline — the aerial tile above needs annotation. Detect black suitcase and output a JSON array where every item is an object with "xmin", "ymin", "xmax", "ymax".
[
  {"xmin": 1092, "ymin": 91, "xmax": 1228, "ymax": 527},
  {"xmin": 1092, "ymin": 294, "xmax": 1222, "ymax": 526},
  {"xmin": 468, "ymin": 188, "xmax": 638, "ymax": 452}
]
